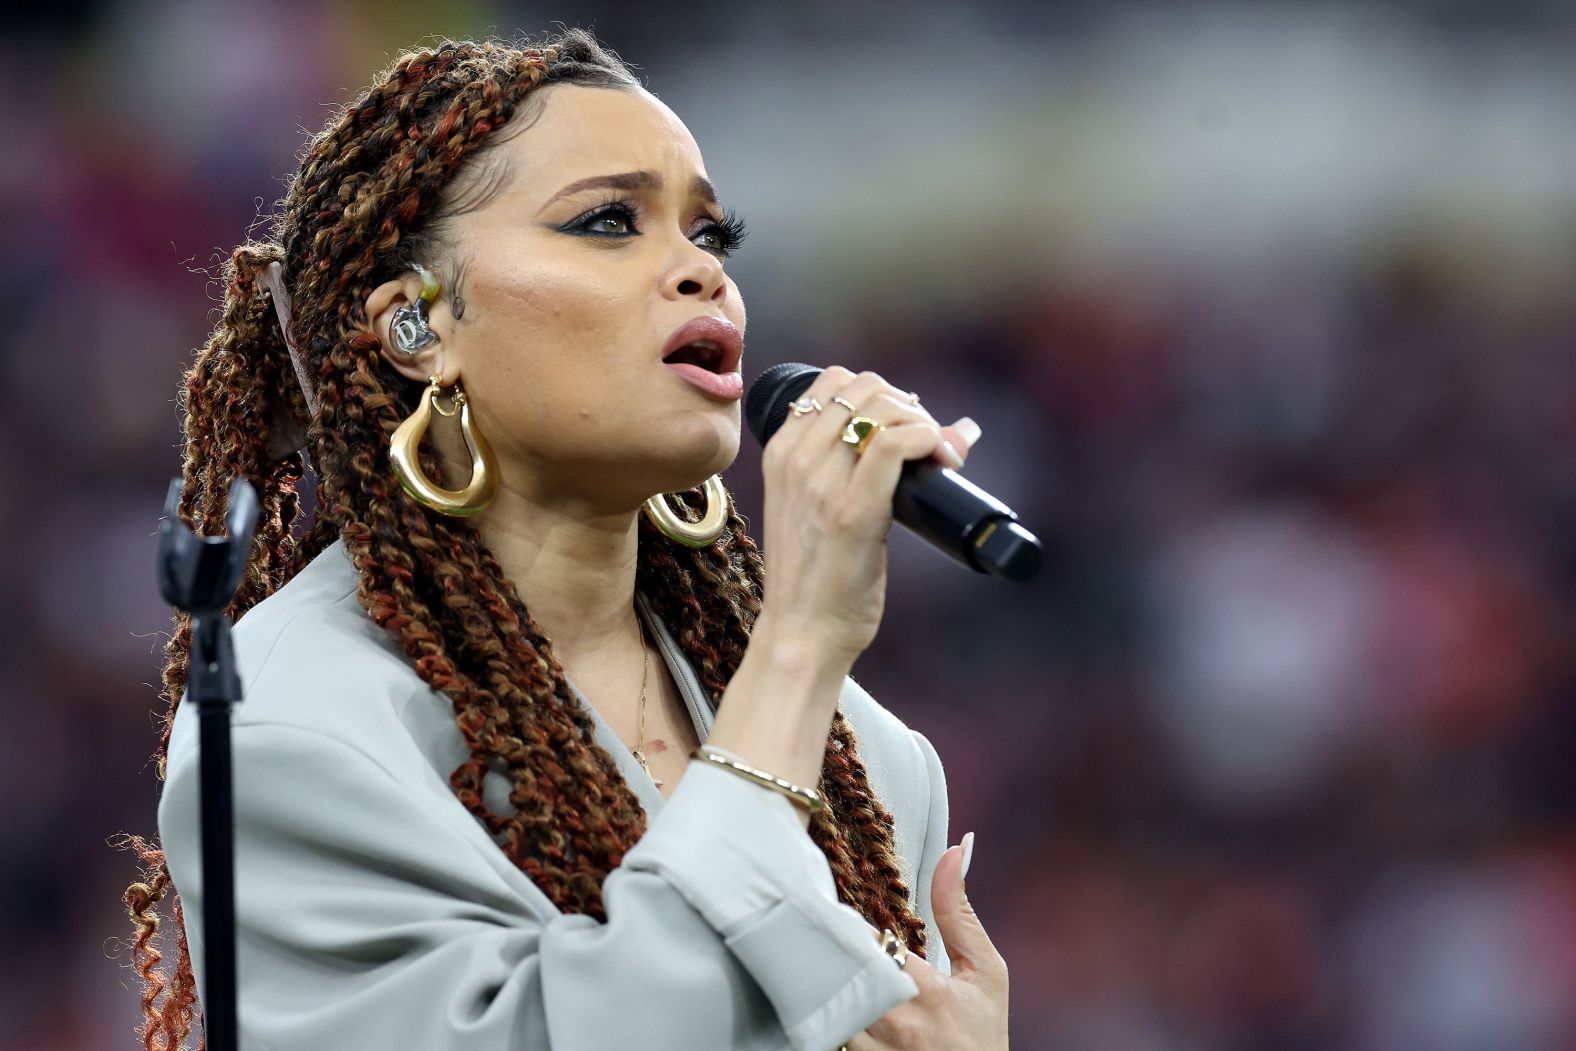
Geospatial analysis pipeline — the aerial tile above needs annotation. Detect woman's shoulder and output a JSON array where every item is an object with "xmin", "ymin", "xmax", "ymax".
[
  {"xmin": 168, "ymin": 540, "xmax": 432, "ymax": 768},
  {"xmin": 235, "ymin": 540, "xmax": 415, "ymax": 694},
  {"xmin": 835, "ymin": 674, "xmax": 937, "ymax": 788},
  {"xmin": 832, "ymin": 674, "xmax": 939, "ymax": 831}
]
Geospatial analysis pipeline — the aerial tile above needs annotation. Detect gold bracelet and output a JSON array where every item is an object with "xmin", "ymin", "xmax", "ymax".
[{"xmin": 691, "ymin": 745, "xmax": 826, "ymax": 812}]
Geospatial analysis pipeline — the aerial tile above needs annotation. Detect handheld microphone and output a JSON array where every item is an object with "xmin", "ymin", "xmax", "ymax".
[{"xmin": 746, "ymin": 363, "xmax": 1043, "ymax": 582}]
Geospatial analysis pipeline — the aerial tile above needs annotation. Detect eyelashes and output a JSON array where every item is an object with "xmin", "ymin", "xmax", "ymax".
[
  {"xmin": 564, "ymin": 197, "xmax": 749, "ymax": 257},
  {"xmin": 705, "ymin": 207, "xmax": 750, "ymax": 256}
]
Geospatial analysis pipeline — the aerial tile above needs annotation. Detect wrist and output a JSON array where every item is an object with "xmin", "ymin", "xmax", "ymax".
[
  {"xmin": 705, "ymin": 612, "xmax": 853, "ymax": 806},
  {"xmin": 749, "ymin": 609, "xmax": 860, "ymax": 682}
]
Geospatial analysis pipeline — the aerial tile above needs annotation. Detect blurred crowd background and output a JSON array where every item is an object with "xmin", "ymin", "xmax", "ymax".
[{"xmin": 5, "ymin": 0, "xmax": 1574, "ymax": 1047}]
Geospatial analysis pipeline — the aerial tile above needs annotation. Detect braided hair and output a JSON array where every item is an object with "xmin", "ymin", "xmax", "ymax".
[{"xmin": 120, "ymin": 29, "xmax": 926, "ymax": 1050}]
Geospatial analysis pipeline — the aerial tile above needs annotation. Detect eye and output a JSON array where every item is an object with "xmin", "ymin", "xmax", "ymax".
[
  {"xmin": 570, "ymin": 201, "xmax": 638, "ymax": 237},
  {"xmin": 562, "ymin": 198, "xmax": 749, "ymax": 258},
  {"xmin": 693, "ymin": 207, "xmax": 749, "ymax": 258}
]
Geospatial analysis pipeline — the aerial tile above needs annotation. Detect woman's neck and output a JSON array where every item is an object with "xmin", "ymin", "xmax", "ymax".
[{"xmin": 476, "ymin": 484, "xmax": 643, "ymax": 674}]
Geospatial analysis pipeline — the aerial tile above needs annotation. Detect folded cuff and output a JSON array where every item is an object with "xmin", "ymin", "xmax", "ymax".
[{"xmin": 622, "ymin": 758, "xmax": 919, "ymax": 1048}]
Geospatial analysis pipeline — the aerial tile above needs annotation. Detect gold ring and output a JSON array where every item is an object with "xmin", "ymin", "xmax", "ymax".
[
  {"xmin": 877, "ymin": 928, "xmax": 908, "ymax": 968},
  {"xmin": 790, "ymin": 397, "xmax": 822, "ymax": 418},
  {"xmin": 906, "ymin": 391, "xmax": 921, "ymax": 405},
  {"xmin": 832, "ymin": 395, "xmax": 858, "ymax": 414},
  {"xmin": 840, "ymin": 415, "xmax": 885, "ymax": 455}
]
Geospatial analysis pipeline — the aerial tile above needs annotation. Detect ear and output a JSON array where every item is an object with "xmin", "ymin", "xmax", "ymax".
[{"xmin": 365, "ymin": 272, "xmax": 457, "ymax": 385}]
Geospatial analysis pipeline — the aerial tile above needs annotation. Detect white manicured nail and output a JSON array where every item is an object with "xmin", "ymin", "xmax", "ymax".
[
  {"xmin": 955, "ymin": 418, "xmax": 981, "ymax": 447},
  {"xmin": 961, "ymin": 831, "xmax": 975, "ymax": 881}
]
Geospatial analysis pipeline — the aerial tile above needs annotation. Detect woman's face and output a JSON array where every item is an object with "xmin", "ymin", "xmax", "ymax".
[{"xmin": 382, "ymin": 83, "xmax": 748, "ymax": 512}]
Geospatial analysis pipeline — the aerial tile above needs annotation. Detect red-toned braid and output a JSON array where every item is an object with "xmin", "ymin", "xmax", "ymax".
[{"xmin": 120, "ymin": 30, "xmax": 924, "ymax": 1051}]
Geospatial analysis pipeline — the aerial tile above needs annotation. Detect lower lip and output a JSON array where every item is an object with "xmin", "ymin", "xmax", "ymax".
[{"xmin": 665, "ymin": 362, "xmax": 743, "ymax": 401}]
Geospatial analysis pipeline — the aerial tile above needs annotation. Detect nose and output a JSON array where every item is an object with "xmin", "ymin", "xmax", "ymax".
[{"xmin": 660, "ymin": 243, "xmax": 728, "ymax": 305}]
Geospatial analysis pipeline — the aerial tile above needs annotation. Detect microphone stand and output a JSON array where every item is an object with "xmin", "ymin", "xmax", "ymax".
[{"xmin": 155, "ymin": 477, "xmax": 259, "ymax": 1051}]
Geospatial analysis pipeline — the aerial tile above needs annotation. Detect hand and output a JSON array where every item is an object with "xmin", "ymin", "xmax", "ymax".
[
  {"xmin": 849, "ymin": 836, "xmax": 1010, "ymax": 1050},
  {"xmin": 755, "ymin": 367, "xmax": 981, "ymax": 665}
]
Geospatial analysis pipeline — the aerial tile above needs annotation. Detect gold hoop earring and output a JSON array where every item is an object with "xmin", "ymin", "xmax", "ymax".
[
  {"xmin": 389, "ymin": 375, "xmax": 498, "ymax": 516},
  {"xmin": 643, "ymin": 475, "xmax": 728, "ymax": 547}
]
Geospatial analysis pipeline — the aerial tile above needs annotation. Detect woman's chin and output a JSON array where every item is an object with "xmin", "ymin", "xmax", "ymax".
[
  {"xmin": 666, "ymin": 421, "xmax": 741, "ymax": 477},
  {"xmin": 649, "ymin": 446, "xmax": 740, "ymax": 495}
]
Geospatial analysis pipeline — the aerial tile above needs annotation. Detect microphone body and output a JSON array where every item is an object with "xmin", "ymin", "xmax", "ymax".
[{"xmin": 746, "ymin": 363, "xmax": 1042, "ymax": 582}]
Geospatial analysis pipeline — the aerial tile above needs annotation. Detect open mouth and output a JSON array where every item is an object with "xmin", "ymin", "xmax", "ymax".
[{"xmin": 662, "ymin": 341, "xmax": 726, "ymax": 373}]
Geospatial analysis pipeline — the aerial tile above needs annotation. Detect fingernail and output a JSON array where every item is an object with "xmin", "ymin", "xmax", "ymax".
[
  {"xmin": 940, "ymin": 440, "xmax": 964, "ymax": 469},
  {"xmin": 961, "ymin": 831, "xmax": 975, "ymax": 882},
  {"xmin": 956, "ymin": 417, "xmax": 981, "ymax": 447}
]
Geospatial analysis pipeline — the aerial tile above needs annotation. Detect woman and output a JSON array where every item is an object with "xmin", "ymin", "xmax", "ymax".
[{"xmin": 123, "ymin": 28, "xmax": 1009, "ymax": 1050}]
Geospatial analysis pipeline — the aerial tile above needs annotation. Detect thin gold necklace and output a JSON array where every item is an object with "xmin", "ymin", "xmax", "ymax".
[{"xmin": 629, "ymin": 618, "xmax": 660, "ymax": 787}]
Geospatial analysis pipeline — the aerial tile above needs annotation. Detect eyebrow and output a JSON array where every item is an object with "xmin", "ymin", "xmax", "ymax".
[{"xmin": 534, "ymin": 170, "xmax": 719, "ymax": 215}]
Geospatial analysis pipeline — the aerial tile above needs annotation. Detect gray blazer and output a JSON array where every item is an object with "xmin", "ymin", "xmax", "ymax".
[{"xmin": 158, "ymin": 540, "xmax": 952, "ymax": 1050}]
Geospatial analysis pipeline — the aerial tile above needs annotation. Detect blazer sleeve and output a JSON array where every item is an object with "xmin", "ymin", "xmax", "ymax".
[{"xmin": 157, "ymin": 720, "xmax": 919, "ymax": 1051}]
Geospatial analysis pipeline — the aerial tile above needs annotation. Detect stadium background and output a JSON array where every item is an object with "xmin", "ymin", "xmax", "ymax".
[{"xmin": 6, "ymin": 1, "xmax": 1575, "ymax": 1047}]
